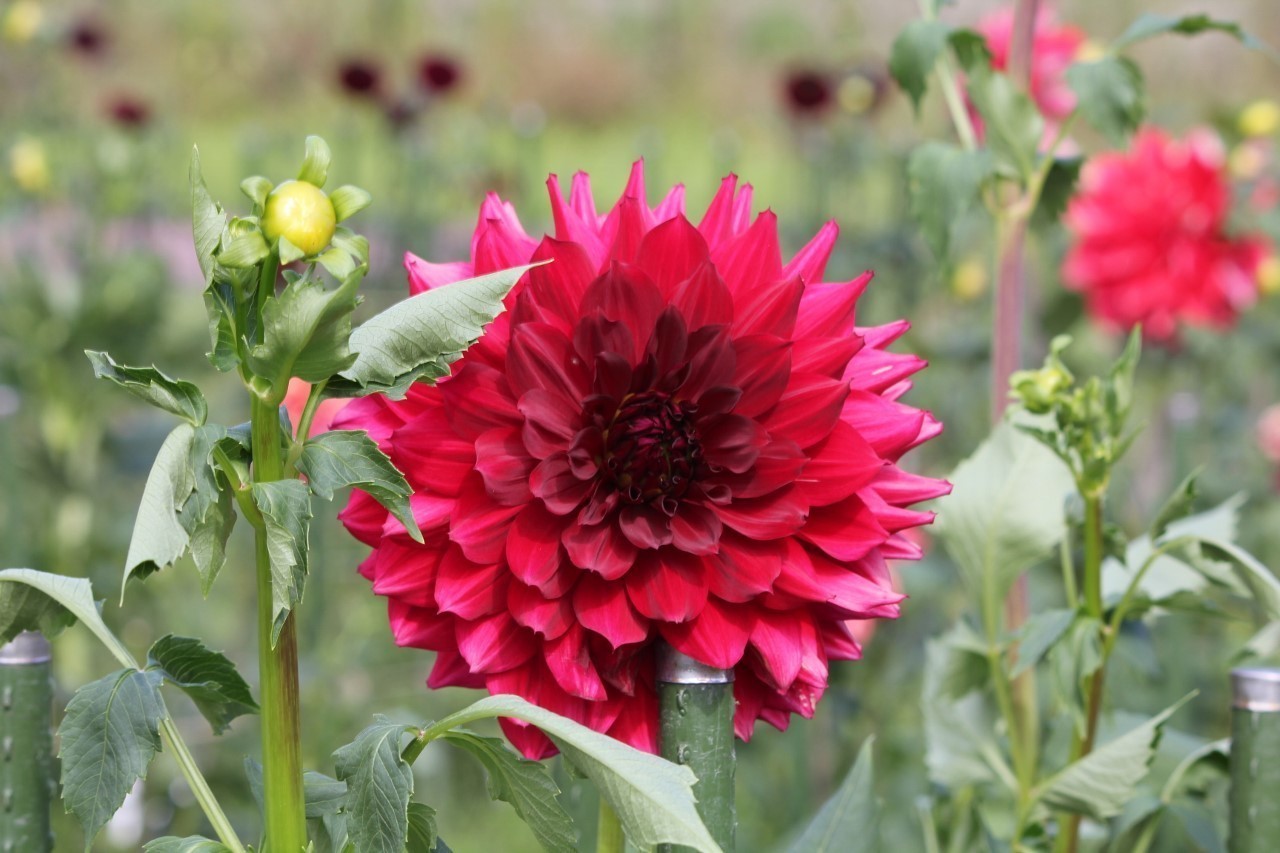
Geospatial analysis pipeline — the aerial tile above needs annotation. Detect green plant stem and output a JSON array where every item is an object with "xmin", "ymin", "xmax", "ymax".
[
  {"xmin": 596, "ymin": 799, "xmax": 626, "ymax": 853},
  {"xmin": 1059, "ymin": 528, "xmax": 1078, "ymax": 604},
  {"xmin": 160, "ymin": 718, "xmax": 248, "ymax": 853},
  {"xmin": 1082, "ymin": 495, "xmax": 1104, "ymax": 619},
  {"xmin": 251, "ymin": 393, "xmax": 307, "ymax": 853}
]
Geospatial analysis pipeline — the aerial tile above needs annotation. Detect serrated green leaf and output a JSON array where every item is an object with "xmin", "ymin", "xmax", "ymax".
[
  {"xmin": 0, "ymin": 569, "xmax": 136, "ymax": 667},
  {"xmin": 934, "ymin": 420, "xmax": 1074, "ymax": 611},
  {"xmin": 244, "ymin": 757, "xmax": 348, "ymax": 818},
  {"xmin": 191, "ymin": 148, "xmax": 225, "ymax": 286},
  {"xmin": 298, "ymin": 135, "xmax": 332, "ymax": 188},
  {"xmin": 332, "ymin": 265, "xmax": 533, "ymax": 399},
  {"xmin": 1050, "ymin": 614, "xmax": 1103, "ymax": 733},
  {"xmin": 906, "ymin": 142, "xmax": 993, "ymax": 265},
  {"xmin": 438, "ymin": 730, "xmax": 575, "ymax": 853},
  {"xmin": 406, "ymin": 803, "xmax": 440, "ymax": 853},
  {"xmin": 248, "ymin": 267, "xmax": 362, "ymax": 400},
  {"xmin": 1182, "ymin": 537, "xmax": 1280, "ymax": 621},
  {"xmin": 146, "ymin": 635, "xmax": 257, "ymax": 735},
  {"xmin": 333, "ymin": 716, "xmax": 415, "ymax": 853},
  {"xmin": 250, "ymin": 479, "xmax": 312, "ymax": 645},
  {"xmin": 202, "ymin": 274, "xmax": 241, "ymax": 372},
  {"xmin": 786, "ymin": 737, "xmax": 877, "ymax": 853},
  {"xmin": 948, "ymin": 28, "xmax": 992, "ymax": 72},
  {"xmin": 1035, "ymin": 694, "xmax": 1195, "ymax": 819},
  {"xmin": 296, "ymin": 430, "xmax": 421, "ymax": 542},
  {"xmin": 59, "ymin": 668, "xmax": 167, "ymax": 848},
  {"xmin": 240, "ymin": 176, "xmax": 273, "ymax": 209},
  {"xmin": 420, "ymin": 694, "xmax": 722, "ymax": 852},
  {"xmin": 889, "ymin": 20, "xmax": 950, "ymax": 114},
  {"xmin": 86, "ymin": 351, "xmax": 207, "ymax": 425},
  {"xmin": 1066, "ymin": 57, "xmax": 1144, "ymax": 146},
  {"xmin": 124, "ymin": 424, "xmax": 198, "ymax": 591},
  {"xmin": 331, "ymin": 185, "xmax": 372, "ymax": 222},
  {"xmin": 922, "ymin": 630, "xmax": 1007, "ymax": 790},
  {"xmin": 1010, "ymin": 607, "xmax": 1077, "ymax": 679},
  {"xmin": 1150, "ymin": 472, "xmax": 1200, "ymax": 541},
  {"xmin": 967, "ymin": 67, "xmax": 1044, "ymax": 180},
  {"xmin": 1114, "ymin": 13, "xmax": 1265, "ymax": 50},
  {"xmin": 177, "ymin": 425, "xmax": 238, "ymax": 594},
  {"xmin": 1031, "ymin": 157, "xmax": 1082, "ymax": 229},
  {"xmin": 318, "ymin": 247, "xmax": 357, "ymax": 280},
  {"xmin": 144, "ymin": 836, "xmax": 230, "ymax": 852}
]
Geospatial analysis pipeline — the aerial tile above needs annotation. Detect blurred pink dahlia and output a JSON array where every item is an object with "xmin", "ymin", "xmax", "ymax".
[
  {"xmin": 338, "ymin": 164, "xmax": 949, "ymax": 757},
  {"xmin": 1064, "ymin": 127, "xmax": 1270, "ymax": 341}
]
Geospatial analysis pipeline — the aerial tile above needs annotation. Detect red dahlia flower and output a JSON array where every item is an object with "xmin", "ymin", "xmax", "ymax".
[
  {"xmin": 338, "ymin": 164, "xmax": 949, "ymax": 758},
  {"xmin": 1064, "ymin": 127, "xmax": 1270, "ymax": 341}
]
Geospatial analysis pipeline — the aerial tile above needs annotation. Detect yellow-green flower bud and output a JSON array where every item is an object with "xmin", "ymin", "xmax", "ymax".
[
  {"xmin": 1011, "ymin": 365, "xmax": 1071, "ymax": 414},
  {"xmin": 262, "ymin": 180, "xmax": 336, "ymax": 257}
]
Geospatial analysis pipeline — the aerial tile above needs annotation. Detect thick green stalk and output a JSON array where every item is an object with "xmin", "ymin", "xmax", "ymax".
[
  {"xmin": 657, "ymin": 644, "xmax": 736, "ymax": 853},
  {"xmin": 0, "ymin": 632, "xmax": 53, "ymax": 852},
  {"xmin": 251, "ymin": 394, "xmax": 307, "ymax": 852},
  {"xmin": 1229, "ymin": 668, "xmax": 1280, "ymax": 853},
  {"xmin": 596, "ymin": 799, "xmax": 626, "ymax": 853}
]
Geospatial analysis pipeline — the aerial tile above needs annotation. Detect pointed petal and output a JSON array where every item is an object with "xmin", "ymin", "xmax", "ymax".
[
  {"xmin": 574, "ymin": 570, "xmax": 649, "ymax": 647},
  {"xmin": 456, "ymin": 611, "xmax": 535, "ymax": 673},
  {"xmin": 714, "ymin": 488, "xmax": 807, "ymax": 540},
  {"xmin": 544, "ymin": 623, "xmax": 608, "ymax": 701},
  {"xmin": 800, "ymin": 496, "xmax": 891, "ymax": 562},
  {"xmin": 762, "ymin": 373, "xmax": 849, "ymax": 448},
  {"xmin": 449, "ymin": 473, "xmax": 524, "ymax": 563},
  {"xmin": 391, "ymin": 406, "xmax": 475, "ymax": 497},
  {"xmin": 508, "ymin": 581, "xmax": 574, "ymax": 640},
  {"xmin": 562, "ymin": 519, "xmax": 639, "ymax": 580},
  {"xmin": 797, "ymin": 420, "xmax": 886, "ymax": 507},
  {"xmin": 506, "ymin": 501, "xmax": 570, "ymax": 590},
  {"xmin": 438, "ymin": 361, "xmax": 521, "ymax": 441},
  {"xmin": 434, "ymin": 547, "xmax": 507, "ymax": 619},
  {"xmin": 635, "ymin": 216, "xmax": 712, "ymax": 295},
  {"xmin": 731, "ymin": 274, "xmax": 803, "ymax": 337},
  {"xmin": 530, "ymin": 452, "xmax": 593, "ymax": 515},
  {"xmin": 794, "ymin": 272, "xmax": 872, "ymax": 337},
  {"xmin": 783, "ymin": 220, "xmax": 839, "ymax": 284},
  {"xmin": 405, "ymin": 253, "xmax": 473, "ymax": 295},
  {"xmin": 707, "ymin": 533, "xmax": 783, "ymax": 602},
  {"xmin": 731, "ymin": 335, "xmax": 793, "ymax": 418},
  {"xmin": 711, "ymin": 210, "xmax": 783, "ymax": 298},
  {"xmin": 473, "ymin": 427, "xmax": 535, "ymax": 505},
  {"xmin": 661, "ymin": 597, "xmax": 753, "ymax": 669}
]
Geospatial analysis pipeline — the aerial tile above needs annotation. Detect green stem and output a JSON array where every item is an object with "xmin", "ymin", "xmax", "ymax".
[
  {"xmin": 596, "ymin": 798, "xmax": 626, "ymax": 853},
  {"xmin": 251, "ymin": 394, "xmax": 307, "ymax": 853},
  {"xmin": 160, "ymin": 718, "xmax": 248, "ymax": 853},
  {"xmin": 1059, "ymin": 527, "xmax": 1078, "ymax": 605},
  {"xmin": 1083, "ymin": 495, "xmax": 1104, "ymax": 619},
  {"xmin": 293, "ymin": 379, "xmax": 329, "ymax": 444},
  {"xmin": 917, "ymin": 0, "xmax": 978, "ymax": 152}
]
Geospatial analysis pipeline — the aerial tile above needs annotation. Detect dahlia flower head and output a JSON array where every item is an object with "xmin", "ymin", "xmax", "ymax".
[
  {"xmin": 337, "ymin": 163, "xmax": 949, "ymax": 758},
  {"xmin": 1064, "ymin": 127, "xmax": 1270, "ymax": 342}
]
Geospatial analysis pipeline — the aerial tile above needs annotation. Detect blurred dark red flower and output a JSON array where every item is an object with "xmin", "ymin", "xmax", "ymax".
[
  {"xmin": 783, "ymin": 70, "xmax": 834, "ymax": 116},
  {"xmin": 67, "ymin": 19, "xmax": 107, "ymax": 57},
  {"xmin": 338, "ymin": 162, "xmax": 948, "ymax": 758},
  {"xmin": 106, "ymin": 97, "xmax": 150, "ymax": 128},
  {"xmin": 1064, "ymin": 127, "xmax": 1270, "ymax": 341},
  {"xmin": 337, "ymin": 59, "xmax": 383, "ymax": 98},
  {"xmin": 418, "ymin": 54, "xmax": 461, "ymax": 94}
]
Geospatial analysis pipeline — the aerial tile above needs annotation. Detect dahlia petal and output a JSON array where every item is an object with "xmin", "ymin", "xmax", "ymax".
[
  {"xmin": 456, "ymin": 612, "xmax": 535, "ymax": 673},
  {"xmin": 798, "ymin": 420, "xmax": 886, "ymax": 507},
  {"xmin": 731, "ymin": 184, "xmax": 754, "ymax": 233},
  {"xmin": 626, "ymin": 549, "xmax": 709, "ymax": 623},
  {"xmin": 369, "ymin": 538, "xmax": 441, "ymax": 607},
  {"xmin": 340, "ymin": 489, "xmax": 390, "ymax": 546},
  {"xmin": 474, "ymin": 427, "xmax": 535, "ymax": 505},
  {"xmin": 405, "ymin": 253, "xmax": 472, "ymax": 295},
  {"xmin": 474, "ymin": 214, "xmax": 538, "ymax": 275},
  {"xmin": 773, "ymin": 541, "xmax": 903, "ymax": 619},
  {"xmin": 580, "ymin": 263, "xmax": 665, "ymax": 358},
  {"xmin": 733, "ymin": 670, "xmax": 770, "ymax": 740},
  {"xmin": 574, "ymin": 571, "xmax": 650, "ymax": 647},
  {"xmin": 567, "ymin": 428, "xmax": 603, "ymax": 479},
  {"xmin": 573, "ymin": 314, "xmax": 637, "ymax": 373},
  {"xmin": 791, "ymin": 335, "xmax": 863, "ymax": 378},
  {"xmin": 677, "ymin": 327, "xmax": 736, "ymax": 401},
  {"xmin": 710, "ymin": 210, "xmax": 783, "ymax": 298},
  {"xmin": 577, "ymin": 483, "xmax": 621, "ymax": 527},
  {"xmin": 562, "ymin": 519, "xmax": 638, "ymax": 580},
  {"xmin": 507, "ymin": 580, "xmax": 574, "ymax": 640},
  {"xmin": 635, "ymin": 216, "xmax": 711, "ymax": 295},
  {"xmin": 427, "ymin": 646, "xmax": 486, "ymax": 689},
  {"xmin": 845, "ymin": 347, "xmax": 927, "ymax": 396},
  {"xmin": 762, "ymin": 373, "xmax": 850, "ymax": 448},
  {"xmin": 507, "ymin": 502, "xmax": 569, "ymax": 590},
  {"xmin": 800, "ymin": 497, "xmax": 891, "ymax": 563},
  {"xmin": 669, "ymin": 503, "xmax": 724, "ymax": 556},
  {"xmin": 782, "ymin": 220, "xmax": 838, "ymax": 284},
  {"xmin": 507, "ymin": 322, "xmax": 588, "ymax": 403},
  {"xmin": 332, "ymin": 390, "xmax": 413, "ymax": 447},
  {"xmin": 730, "ymin": 335, "xmax": 793, "ymax": 418},
  {"xmin": 654, "ymin": 184, "xmax": 687, "ymax": 222},
  {"xmin": 530, "ymin": 453, "xmax": 594, "ymax": 515},
  {"xmin": 524, "ymin": 237, "xmax": 598, "ymax": 328},
  {"xmin": 713, "ymin": 488, "xmax": 807, "ymax": 540},
  {"xmin": 794, "ymin": 272, "xmax": 872, "ymax": 338},
  {"xmin": 389, "ymin": 600, "xmax": 453, "ymax": 649},
  {"xmin": 547, "ymin": 174, "xmax": 606, "ymax": 264},
  {"xmin": 700, "ymin": 414, "xmax": 768, "ymax": 474},
  {"xmin": 841, "ymin": 391, "xmax": 929, "ymax": 458},
  {"xmin": 749, "ymin": 611, "xmax": 807, "ymax": 692},
  {"xmin": 708, "ymin": 535, "xmax": 783, "ymax": 602},
  {"xmin": 731, "ymin": 274, "xmax": 803, "ymax": 337},
  {"xmin": 607, "ymin": 684, "xmax": 659, "ymax": 754},
  {"xmin": 868, "ymin": 466, "xmax": 953, "ymax": 505},
  {"xmin": 670, "ymin": 261, "xmax": 735, "ymax": 328},
  {"xmin": 518, "ymin": 388, "xmax": 583, "ymax": 459},
  {"xmin": 697, "ymin": 174, "xmax": 742, "ymax": 248},
  {"xmin": 439, "ymin": 362, "xmax": 521, "ymax": 441},
  {"xmin": 603, "ymin": 196, "xmax": 649, "ymax": 266},
  {"xmin": 449, "ymin": 474, "xmax": 524, "ymax": 563},
  {"xmin": 820, "ymin": 620, "xmax": 864, "ymax": 661},
  {"xmin": 645, "ymin": 307, "xmax": 690, "ymax": 378},
  {"xmin": 569, "ymin": 171, "xmax": 599, "ymax": 222},
  {"xmin": 434, "ymin": 547, "xmax": 507, "ymax": 620},
  {"xmin": 391, "ymin": 406, "xmax": 475, "ymax": 497},
  {"xmin": 544, "ymin": 623, "xmax": 608, "ymax": 701},
  {"xmin": 618, "ymin": 505, "xmax": 675, "ymax": 549},
  {"xmin": 662, "ymin": 597, "xmax": 753, "ymax": 669},
  {"xmin": 722, "ymin": 439, "xmax": 807, "ymax": 500},
  {"xmin": 391, "ymin": 492, "xmax": 456, "ymax": 539}
]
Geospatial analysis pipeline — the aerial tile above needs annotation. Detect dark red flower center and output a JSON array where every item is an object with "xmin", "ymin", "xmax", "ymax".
[{"xmin": 604, "ymin": 391, "xmax": 701, "ymax": 507}]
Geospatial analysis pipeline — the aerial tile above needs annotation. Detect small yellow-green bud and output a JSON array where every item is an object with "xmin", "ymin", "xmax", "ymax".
[{"xmin": 262, "ymin": 180, "xmax": 336, "ymax": 257}]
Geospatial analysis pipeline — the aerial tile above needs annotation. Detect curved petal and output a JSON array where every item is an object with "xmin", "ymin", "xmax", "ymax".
[
  {"xmin": 562, "ymin": 519, "xmax": 639, "ymax": 580},
  {"xmin": 405, "ymin": 253, "xmax": 472, "ymax": 295},
  {"xmin": 449, "ymin": 473, "xmax": 524, "ymax": 563},
  {"xmin": 661, "ymin": 597, "xmax": 753, "ymax": 669},
  {"xmin": 625, "ymin": 550, "xmax": 708, "ymax": 623},
  {"xmin": 574, "ymin": 570, "xmax": 650, "ymax": 647},
  {"xmin": 506, "ymin": 502, "xmax": 570, "ymax": 591},
  {"xmin": 456, "ymin": 611, "xmax": 535, "ymax": 673},
  {"xmin": 434, "ymin": 547, "xmax": 507, "ymax": 620},
  {"xmin": 544, "ymin": 623, "xmax": 608, "ymax": 701},
  {"xmin": 474, "ymin": 427, "xmax": 535, "ymax": 505}
]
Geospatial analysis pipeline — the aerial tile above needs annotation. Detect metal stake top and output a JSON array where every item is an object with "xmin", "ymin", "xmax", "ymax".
[
  {"xmin": 1231, "ymin": 667, "xmax": 1280, "ymax": 712},
  {"xmin": 656, "ymin": 644, "xmax": 734, "ymax": 684},
  {"xmin": 0, "ymin": 631, "xmax": 52, "ymax": 665}
]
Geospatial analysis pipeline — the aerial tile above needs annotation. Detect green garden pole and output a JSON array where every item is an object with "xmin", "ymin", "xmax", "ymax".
[
  {"xmin": 657, "ymin": 643, "xmax": 735, "ymax": 853},
  {"xmin": 1229, "ymin": 667, "xmax": 1280, "ymax": 853},
  {"xmin": 0, "ymin": 631, "xmax": 53, "ymax": 853}
]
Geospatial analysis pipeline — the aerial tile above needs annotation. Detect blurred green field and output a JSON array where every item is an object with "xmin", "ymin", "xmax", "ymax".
[{"xmin": 6, "ymin": 0, "xmax": 1280, "ymax": 850}]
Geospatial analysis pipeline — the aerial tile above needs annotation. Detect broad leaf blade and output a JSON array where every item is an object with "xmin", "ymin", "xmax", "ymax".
[
  {"xmin": 1011, "ymin": 607, "xmax": 1077, "ymax": 679},
  {"xmin": 406, "ymin": 802, "xmax": 440, "ymax": 853},
  {"xmin": 438, "ymin": 730, "xmax": 575, "ymax": 853},
  {"xmin": 296, "ymin": 430, "xmax": 422, "ymax": 542},
  {"xmin": 333, "ymin": 265, "xmax": 534, "ymax": 398},
  {"xmin": 190, "ymin": 147, "xmax": 225, "ymax": 286},
  {"xmin": 147, "ymin": 635, "xmax": 258, "ymax": 735},
  {"xmin": 251, "ymin": 479, "xmax": 313, "ymax": 645},
  {"xmin": 1115, "ymin": 13, "xmax": 1265, "ymax": 50},
  {"xmin": 785, "ymin": 736, "xmax": 877, "ymax": 853},
  {"xmin": 966, "ymin": 67, "xmax": 1044, "ymax": 180},
  {"xmin": 906, "ymin": 143, "xmax": 993, "ymax": 265},
  {"xmin": 178, "ymin": 424, "xmax": 238, "ymax": 594},
  {"xmin": 1066, "ymin": 57, "xmax": 1144, "ymax": 146},
  {"xmin": 889, "ymin": 20, "xmax": 950, "ymax": 113},
  {"xmin": 245, "ymin": 758, "xmax": 348, "ymax": 819},
  {"xmin": 124, "ymin": 424, "xmax": 198, "ymax": 592},
  {"xmin": 59, "ymin": 669, "xmax": 167, "ymax": 847},
  {"xmin": 332, "ymin": 716, "xmax": 415, "ymax": 853},
  {"xmin": 144, "ymin": 837, "xmax": 230, "ymax": 852},
  {"xmin": 86, "ymin": 351, "xmax": 207, "ymax": 426},
  {"xmin": 0, "ymin": 569, "xmax": 136, "ymax": 668}
]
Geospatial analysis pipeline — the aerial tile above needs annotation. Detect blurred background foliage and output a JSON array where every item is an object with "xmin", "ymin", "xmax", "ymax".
[{"xmin": 4, "ymin": 0, "xmax": 1280, "ymax": 849}]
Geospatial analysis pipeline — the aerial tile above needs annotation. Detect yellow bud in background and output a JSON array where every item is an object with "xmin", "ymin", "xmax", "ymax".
[
  {"xmin": 837, "ymin": 76, "xmax": 875, "ymax": 115},
  {"xmin": 1229, "ymin": 142, "xmax": 1268, "ymax": 180},
  {"xmin": 2, "ymin": 0, "xmax": 42, "ymax": 43},
  {"xmin": 1258, "ymin": 256, "xmax": 1280, "ymax": 296},
  {"xmin": 1076, "ymin": 40, "xmax": 1106, "ymax": 63},
  {"xmin": 951, "ymin": 258, "xmax": 988, "ymax": 301},
  {"xmin": 261, "ymin": 180, "xmax": 336, "ymax": 256},
  {"xmin": 9, "ymin": 137, "xmax": 50, "ymax": 193},
  {"xmin": 1240, "ymin": 100, "xmax": 1280, "ymax": 139}
]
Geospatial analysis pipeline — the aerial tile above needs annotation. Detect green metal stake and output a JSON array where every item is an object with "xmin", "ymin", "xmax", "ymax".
[
  {"xmin": 1230, "ymin": 667, "xmax": 1280, "ymax": 853},
  {"xmin": 657, "ymin": 643, "xmax": 735, "ymax": 853},
  {"xmin": 0, "ymin": 632, "xmax": 53, "ymax": 853}
]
